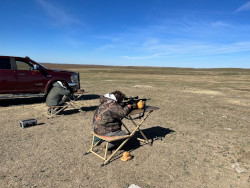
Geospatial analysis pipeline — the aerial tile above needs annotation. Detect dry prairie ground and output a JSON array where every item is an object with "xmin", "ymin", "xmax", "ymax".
[{"xmin": 0, "ymin": 64, "xmax": 250, "ymax": 188}]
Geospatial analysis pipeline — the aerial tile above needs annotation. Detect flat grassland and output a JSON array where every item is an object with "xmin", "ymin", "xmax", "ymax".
[{"xmin": 0, "ymin": 64, "xmax": 250, "ymax": 188}]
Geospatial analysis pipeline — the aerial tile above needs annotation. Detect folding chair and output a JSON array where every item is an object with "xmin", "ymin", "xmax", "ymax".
[
  {"xmin": 46, "ymin": 98, "xmax": 84, "ymax": 118},
  {"xmin": 85, "ymin": 131, "xmax": 131, "ymax": 166},
  {"xmin": 85, "ymin": 110, "xmax": 153, "ymax": 166},
  {"xmin": 47, "ymin": 105, "xmax": 68, "ymax": 118}
]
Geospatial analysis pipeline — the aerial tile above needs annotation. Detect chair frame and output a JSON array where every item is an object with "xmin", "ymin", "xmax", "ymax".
[
  {"xmin": 86, "ymin": 132, "xmax": 131, "ymax": 165},
  {"xmin": 47, "ymin": 105, "xmax": 68, "ymax": 117},
  {"xmin": 67, "ymin": 100, "xmax": 84, "ymax": 112},
  {"xmin": 47, "ymin": 98, "xmax": 84, "ymax": 118}
]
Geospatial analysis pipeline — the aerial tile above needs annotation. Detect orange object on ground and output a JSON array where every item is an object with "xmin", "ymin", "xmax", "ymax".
[{"xmin": 121, "ymin": 151, "xmax": 132, "ymax": 161}]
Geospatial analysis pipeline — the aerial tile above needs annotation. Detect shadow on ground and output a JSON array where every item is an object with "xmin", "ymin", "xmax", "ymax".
[
  {"xmin": 136, "ymin": 126, "xmax": 175, "ymax": 144},
  {"xmin": 107, "ymin": 126, "xmax": 175, "ymax": 164},
  {"xmin": 124, "ymin": 126, "xmax": 175, "ymax": 150},
  {"xmin": 62, "ymin": 106, "xmax": 99, "ymax": 116},
  {"xmin": 76, "ymin": 94, "xmax": 100, "ymax": 101},
  {"xmin": 0, "ymin": 97, "xmax": 46, "ymax": 107}
]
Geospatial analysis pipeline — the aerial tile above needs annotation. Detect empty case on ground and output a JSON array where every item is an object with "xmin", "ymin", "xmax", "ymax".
[{"xmin": 19, "ymin": 119, "xmax": 37, "ymax": 128}]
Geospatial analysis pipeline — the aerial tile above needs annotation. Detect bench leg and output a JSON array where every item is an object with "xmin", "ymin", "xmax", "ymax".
[
  {"xmin": 104, "ymin": 142, "xmax": 109, "ymax": 160},
  {"xmin": 87, "ymin": 135, "xmax": 101, "ymax": 153},
  {"xmin": 128, "ymin": 113, "xmax": 152, "ymax": 144},
  {"xmin": 85, "ymin": 135, "xmax": 107, "ymax": 160}
]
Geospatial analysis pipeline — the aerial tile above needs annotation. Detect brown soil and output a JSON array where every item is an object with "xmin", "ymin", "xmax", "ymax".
[{"xmin": 0, "ymin": 65, "xmax": 250, "ymax": 188}]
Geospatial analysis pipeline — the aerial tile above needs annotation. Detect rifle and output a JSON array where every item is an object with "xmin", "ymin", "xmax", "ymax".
[
  {"xmin": 121, "ymin": 96, "xmax": 150, "ymax": 119},
  {"xmin": 120, "ymin": 96, "xmax": 150, "ymax": 109}
]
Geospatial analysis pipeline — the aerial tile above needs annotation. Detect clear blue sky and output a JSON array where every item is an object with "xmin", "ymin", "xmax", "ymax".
[{"xmin": 0, "ymin": 0, "xmax": 250, "ymax": 68}]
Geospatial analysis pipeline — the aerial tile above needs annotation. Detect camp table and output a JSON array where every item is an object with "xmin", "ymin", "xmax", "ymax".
[{"xmin": 122, "ymin": 106, "xmax": 159, "ymax": 144}]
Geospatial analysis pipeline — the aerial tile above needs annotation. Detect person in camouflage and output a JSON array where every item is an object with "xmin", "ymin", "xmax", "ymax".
[{"xmin": 92, "ymin": 90, "xmax": 132, "ymax": 149}]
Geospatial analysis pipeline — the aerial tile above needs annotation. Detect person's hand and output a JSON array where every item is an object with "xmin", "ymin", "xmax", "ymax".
[{"xmin": 127, "ymin": 104, "xmax": 132, "ymax": 109}]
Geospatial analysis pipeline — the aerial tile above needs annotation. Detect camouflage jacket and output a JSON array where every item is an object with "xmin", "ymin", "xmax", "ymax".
[{"xmin": 92, "ymin": 96, "xmax": 130, "ymax": 135}]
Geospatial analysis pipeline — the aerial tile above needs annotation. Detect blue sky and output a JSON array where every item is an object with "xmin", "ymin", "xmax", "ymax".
[{"xmin": 0, "ymin": 0, "xmax": 250, "ymax": 68}]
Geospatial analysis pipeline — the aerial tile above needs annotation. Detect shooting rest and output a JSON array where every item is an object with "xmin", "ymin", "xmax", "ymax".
[
  {"xmin": 122, "ymin": 106, "xmax": 159, "ymax": 144},
  {"xmin": 85, "ymin": 106, "xmax": 159, "ymax": 166}
]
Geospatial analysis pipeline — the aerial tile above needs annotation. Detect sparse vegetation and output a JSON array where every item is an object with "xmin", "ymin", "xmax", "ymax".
[{"xmin": 0, "ymin": 64, "xmax": 250, "ymax": 187}]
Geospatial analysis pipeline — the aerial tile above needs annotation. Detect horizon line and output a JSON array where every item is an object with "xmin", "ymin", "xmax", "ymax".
[{"xmin": 40, "ymin": 62, "xmax": 250, "ymax": 70}]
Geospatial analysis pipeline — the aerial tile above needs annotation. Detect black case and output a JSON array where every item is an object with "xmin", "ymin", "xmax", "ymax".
[{"xmin": 20, "ymin": 119, "xmax": 37, "ymax": 128}]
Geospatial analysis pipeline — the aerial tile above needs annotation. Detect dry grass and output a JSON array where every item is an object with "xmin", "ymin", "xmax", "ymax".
[{"xmin": 0, "ymin": 64, "xmax": 250, "ymax": 188}]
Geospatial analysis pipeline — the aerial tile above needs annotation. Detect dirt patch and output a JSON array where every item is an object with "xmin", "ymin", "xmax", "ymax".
[
  {"xmin": 132, "ymin": 85, "xmax": 153, "ymax": 88},
  {"xmin": 104, "ymin": 80, "xmax": 117, "ymax": 82},
  {"xmin": 183, "ymin": 89, "xmax": 223, "ymax": 95},
  {"xmin": 226, "ymin": 99, "xmax": 250, "ymax": 107}
]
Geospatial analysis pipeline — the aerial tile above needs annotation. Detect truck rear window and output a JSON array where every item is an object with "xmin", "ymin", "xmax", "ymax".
[{"xmin": 0, "ymin": 58, "xmax": 11, "ymax": 69}]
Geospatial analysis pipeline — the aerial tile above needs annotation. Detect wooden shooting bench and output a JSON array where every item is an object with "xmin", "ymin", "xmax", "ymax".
[{"xmin": 85, "ymin": 106, "xmax": 159, "ymax": 166}]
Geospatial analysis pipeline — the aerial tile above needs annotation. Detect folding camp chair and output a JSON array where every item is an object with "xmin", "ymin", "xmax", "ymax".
[
  {"xmin": 85, "ymin": 106, "xmax": 159, "ymax": 165},
  {"xmin": 47, "ymin": 105, "xmax": 68, "ymax": 117},
  {"xmin": 46, "ymin": 98, "xmax": 84, "ymax": 118},
  {"xmin": 85, "ymin": 131, "xmax": 131, "ymax": 166}
]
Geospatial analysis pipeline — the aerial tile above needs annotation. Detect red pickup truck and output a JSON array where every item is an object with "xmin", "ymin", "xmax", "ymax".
[{"xmin": 0, "ymin": 56, "xmax": 80, "ymax": 96}]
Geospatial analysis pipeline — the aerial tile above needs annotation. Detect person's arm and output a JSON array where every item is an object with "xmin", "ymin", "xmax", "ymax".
[
  {"xmin": 59, "ymin": 88, "xmax": 71, "ymax": 96},
  {"xmin": 109, "ymin": 103, "xmax": 131, "ymax": 119}
]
